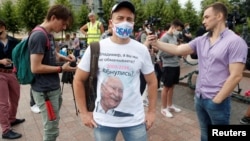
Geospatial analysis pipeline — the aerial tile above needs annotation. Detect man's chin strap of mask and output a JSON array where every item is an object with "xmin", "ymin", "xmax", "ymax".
[{"xmin": 112, "ymin": 21, "xmax": 134, "ymax": 39}]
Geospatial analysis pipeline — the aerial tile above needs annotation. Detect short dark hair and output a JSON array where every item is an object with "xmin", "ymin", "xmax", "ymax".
[
  {"xmin": 206, "ymin": 2, "xmax": 228, "ymax": 20},
  {"xmin": 171, "ymin": 19, "xmax": 184, "ymax": 30},
  {"xmin": 46, "ymin": 4, "xmax": 73, "ymax": 26},
  {"xmin": 0, "ymin": 20, "xmax": 6, "ymax": 28}
]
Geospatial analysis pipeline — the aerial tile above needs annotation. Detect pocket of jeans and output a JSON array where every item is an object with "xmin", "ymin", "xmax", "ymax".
[{"xmin": 208, "ymin": 99, "xmax": 223, "ymax": 110}]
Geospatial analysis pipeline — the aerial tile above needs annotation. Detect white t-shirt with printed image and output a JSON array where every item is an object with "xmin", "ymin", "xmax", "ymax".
[{"xmin": 78, "ymin": 38, "xmax": 154, "ymax": 127}]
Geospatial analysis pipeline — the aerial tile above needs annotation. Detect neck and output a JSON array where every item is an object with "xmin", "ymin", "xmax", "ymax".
[
  {"xmin": 40, "ymin": 21, "xmax": 52, "ymax": 33},
  {"xmin": 210, "ymin": 22, "xmax": 226, "ymax": 38}
]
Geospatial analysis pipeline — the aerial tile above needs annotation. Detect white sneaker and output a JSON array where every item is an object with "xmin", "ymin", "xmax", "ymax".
[
  {"xmin": 158, "ymin": 87, "xmax": 163, "ymax": 92},
  {"xmin": 169, "ymin": 105, "xmax": 181, "ymax": 112},
  {"xmin": 161, "ymin": 108, "xmax": 173, "ymax": 118},
  {"xmin": 31, "ymin": 105, "xmax": 41, "ymax": 114}
]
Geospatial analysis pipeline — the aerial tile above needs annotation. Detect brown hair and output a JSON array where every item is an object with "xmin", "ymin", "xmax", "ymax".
[
  {"xmin": 206, "ymin": 2, "xmax": 228, "ymax": 20},
  {"xmin": 171, "ymin": 19, "xmax": 184, "ymax": 30},
  {"xmin": 45, "ymin": 4, "xmax": 73, "ymax": 27}
]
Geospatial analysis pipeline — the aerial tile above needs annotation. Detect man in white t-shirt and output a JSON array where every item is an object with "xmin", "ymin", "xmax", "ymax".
[{"xmin": 73, "ymin": 1, "xmax": 158, "ymax": 141}]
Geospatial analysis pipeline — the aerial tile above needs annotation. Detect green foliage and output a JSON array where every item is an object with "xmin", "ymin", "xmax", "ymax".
[
  {"xmin": 55, "ymin": 0, "xmax": 72, "ymax": 9},
  {"xmin": 182, "ymin": 0, "xmax": 200, "ymax": 33},
  {"xmin": 200, "ymin": 0, "xmax": 231, "ymax": 17},
  {"xmin": 77, "ymin": 4, "xmax": 89, "ymax": 30},
  {"xmin": 17, "ymin": 0, "xmax": 49, "ymax": 32},
  {"xmin": 1, "ymin": 0, "xmax": 19, "ymax": 36},
  {"xmin": 166, "ymin": 0, "xmax": 183, "ymax": 22},
  {"xmin": 103, "ymin": 0, "xmax": 116, "ymax": 25},
  {"xmin": 144, "ymin": 0, "xmax": 168, "ymax": 30},
  {"xmin": 131, "ymin": 0, "xmax": 146, "ymax": 31}
]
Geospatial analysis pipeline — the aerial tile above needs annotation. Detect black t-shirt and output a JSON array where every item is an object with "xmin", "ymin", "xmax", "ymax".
[{"xmin": 28, "ymin": 29, "xmax": 60, "ymax": 92}]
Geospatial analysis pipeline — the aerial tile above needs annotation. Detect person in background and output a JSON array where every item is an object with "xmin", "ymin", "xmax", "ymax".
[
  {"xmin": 141, "ymin": 26, "xmax": 159, "ymax": 107},
  {"xmin": 72, "ymin": 33, "xmax": 80, "ymax": 58},
  {"xmin": 80, "ymin": 12, "xmax": 104, "ymax": 45},
  {"xmin": 73, "ymin": 1, "xmax": 158, "ymax": 141},
  {"xmin": 64, "ymin": 33, "xmax": 74, "ymax": 54},
  {"xmin": 30, "ymin": 88, "xmax": 41, "ymax": 113},
  {"xmin": 100, "ymin": 23, "xmax": 112, "ymax": 40},
  {"xmin": 158, "ymin": 19, "xmax": 184, "ymax": 118},
  {"xmin": 149, "ymin": 2, "xmax": 248, "ymax": 141},
  {"xmin": 240, "ymin": 105, "xmax": 250, "ymax": 125},
  {"xmin": 0, "ymin": 20, "xmax": 25, "ymax": 139},
  {"xmin": 28, "ymin": 5, "xmax": 76, "ymax": 141},
  {"xmin": 182, "ymin": 23, "xmax": 193, "ymax": 43}
]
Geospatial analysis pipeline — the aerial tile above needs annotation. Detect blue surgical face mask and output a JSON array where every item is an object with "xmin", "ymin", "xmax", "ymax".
[{"xmin": 112, "ymin": 21, "xmax": 134, "ymax": 39}]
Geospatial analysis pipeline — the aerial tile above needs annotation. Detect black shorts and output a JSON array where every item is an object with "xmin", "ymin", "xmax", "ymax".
[{"xmin": 161, "ymin": 66, "xmax": 180, "ymax": 87}]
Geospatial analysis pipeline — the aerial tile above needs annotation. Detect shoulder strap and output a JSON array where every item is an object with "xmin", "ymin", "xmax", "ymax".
[
  {"xmin": 30, "ymin": 26, "xmax": 50, "ymax": 49},
  {"xmin": 89, "ymin": 42, "xmax": 100, "ymax": 77}
]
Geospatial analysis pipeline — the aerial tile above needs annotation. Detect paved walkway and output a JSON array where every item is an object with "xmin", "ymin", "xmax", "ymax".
[{"xmin": 2, "ymin": 57, "xmax": 249, "ymax": 141}]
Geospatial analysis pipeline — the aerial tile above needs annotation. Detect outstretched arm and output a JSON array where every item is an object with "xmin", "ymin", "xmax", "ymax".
[{"xmin": 148, "ymin": 35, "xmax": 194, "ymax": 56}]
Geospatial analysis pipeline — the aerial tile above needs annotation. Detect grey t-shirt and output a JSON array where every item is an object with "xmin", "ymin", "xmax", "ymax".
[
  {"xmin": 28, "ymin": 29, "xmax": 60, "ymax": 92},
  {"xmin": 158, "ymin": 33, "xmax": 180, "ymax": 67}
]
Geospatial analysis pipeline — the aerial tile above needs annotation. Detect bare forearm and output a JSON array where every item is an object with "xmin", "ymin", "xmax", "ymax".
[
  {"xmin": 147, "ymin": 80, "xmax": 158, "ymax": 113},
  {"xmin": 154, "ymin": 40, "xmax": 181, "ymax": 55}
]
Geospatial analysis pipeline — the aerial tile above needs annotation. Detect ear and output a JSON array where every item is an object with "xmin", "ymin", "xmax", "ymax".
[
  {"xmin": 109, "ymin": 20, "xmax": 113, "ymax": 28},
  {"xmin": 51, "ymin": 15, "xmax": 57, "ymax": 21},
  {"xmin": 217, "ymin": 12, "xmax": 223, "ymax": 21}
]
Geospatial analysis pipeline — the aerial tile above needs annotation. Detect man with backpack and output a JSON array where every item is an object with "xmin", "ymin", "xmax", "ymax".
[
  {"xmin": 73, "ymin": 1, "xmax": 158, "ymax": 140},
  {"xmin": 28, "ymin": 5, "xmax": 76, "ymax": 141},
  {"xmin": 0, "ymin": 20, "xmax": 25, "ymax": 139}
]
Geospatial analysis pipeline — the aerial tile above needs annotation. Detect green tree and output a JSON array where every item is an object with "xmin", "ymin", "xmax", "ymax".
[
  {"xmin": 200, "ymin": 0, "xmax": 230, "ymax": 17},
  {"xmin": 165, "ymin": 0, "xmax": 183, "ymax": 23},
  {"xmin": 17, "ymin": 0, "xmax": 49, "ymax": 32},
  {"xmin": 131, "ymin": 0, "xmax": 146, "ymax": 31},
  {"xmin": 77, "ymin": 4, "xmax": 89, "ymax": 31},
  {"xmin": 144, "ymin": 0, "xmax": 168, "ymax": 30},
  {"xmin": 1, "ymin": 0, "xmax": 19, "ymax": 36},
  {"xmin": 182, "ymin": 0, "xmax": 200, "ymax": 33},
  {"xmin": 55, "ymin": 0, "xmax": 72, "ymax": 9},
  {"xmin": 102, "ymin": 0, "xmax": 116, "ymax": 28}
]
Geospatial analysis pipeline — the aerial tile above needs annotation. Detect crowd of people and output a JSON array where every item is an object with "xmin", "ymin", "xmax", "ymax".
[{"xmin": 0, "ymin": 1, "xmax": 249, "ymax": 141}]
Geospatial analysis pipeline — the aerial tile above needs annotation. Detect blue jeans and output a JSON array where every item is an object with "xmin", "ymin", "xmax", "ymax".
[
  {"xmin": 94, "ymin": 123, "xmax": 147, "ymax": 141},
  {"xmin": 194, "ymin": 95, "xmax": 230, "ymax": 141},
  {"xmin": 32, "ymin": 88, "xmax": 62, "ymax": 141}
]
